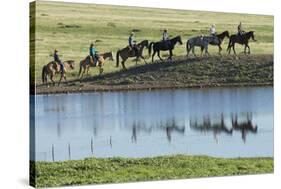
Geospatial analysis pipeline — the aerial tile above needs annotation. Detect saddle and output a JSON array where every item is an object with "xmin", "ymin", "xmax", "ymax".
[
  {"xmin": 162, "ymin": 40, "xmax": 171, "ymax": 49},
  {"xmin": 128, "ymin": 45, "xmax": 139, "ymax": 56},
  {"xmin": 52, "ymin": 61, "xmax": 60, "ymax": 72}
]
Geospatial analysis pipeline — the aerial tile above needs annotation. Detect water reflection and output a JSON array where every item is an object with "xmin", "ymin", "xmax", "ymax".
[
  {"xmin": 190, "ymin": 113, "xmax": 258, "ymax": 143},
  {"xmin": 33, "ymin": 87, "xmax": 273, "ymax": 161}
]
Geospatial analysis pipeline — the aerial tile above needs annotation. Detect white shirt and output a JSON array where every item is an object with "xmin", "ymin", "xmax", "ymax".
[{"xmin": 210, "ymin": 27, "xmax": 216, "ymax": 35}]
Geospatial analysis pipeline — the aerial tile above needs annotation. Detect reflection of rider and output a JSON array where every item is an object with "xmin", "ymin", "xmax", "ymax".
[
  {"xmin": 89, "ymin": 43, "xmax": 99, "ymax": 66},
  {"xmin": 162, "ymin": 29, "xmax": 171, "ymax": 48},
  {"xmin": 54, "ymin": 49, "xmax": 64, "ymax": 73},
  {"xmin": 128, "ymin": 32, "xmax": 138, "ymax": 57}
]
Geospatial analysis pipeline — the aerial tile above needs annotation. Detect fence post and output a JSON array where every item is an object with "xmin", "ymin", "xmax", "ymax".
[
  {"xmin": 68, "ymin": 142, "xmax": 71, "ymax": 160},
  {"xmin": 52, "ymin": 144, "xmax": 55, "ymax": 162},
  {"xmin": 91, "ymin": 138, "xmax": 94, "ymax": 155}
]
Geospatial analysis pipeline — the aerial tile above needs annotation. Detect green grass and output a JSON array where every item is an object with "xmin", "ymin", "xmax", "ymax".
[
  {"xmin": 31, "ymin": 1, "xmax": 273, "ymax": 84},
  {"xmin": 36, "ymin": 54, "xmax": 273, "ymax": 94},
  {"xmin": 31, "ymin": 155, "xmax": 273, "ymax": 187}
]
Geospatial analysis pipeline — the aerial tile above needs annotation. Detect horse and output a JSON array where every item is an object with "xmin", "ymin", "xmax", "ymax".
[
  {"xmin": 186, "ymin": 35, "xmax": 220, "ymax": 57},
  {"xmin": 116, "ymin": 40, "xmax": 149, "ymax": 70},
  {"xmin": 206, "ymin": 31, "xmax": 230, "ymax": 54},
  {"xmin": 148, "ymin": 35, "xmax": 183, "ymax": 62},
  {"xmin": 78, "ymin": 51, "xmax": 114, "ymax": 79},
  {"xmin": 42, "ymin": 60, "xmax": 75, "ymax": 86},
  {"xmin": 227, "ymin": 31, "xmax": 256, "ymax": 55}
]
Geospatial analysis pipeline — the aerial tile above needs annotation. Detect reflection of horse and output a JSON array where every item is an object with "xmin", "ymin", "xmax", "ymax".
[
  {"xmin": 148, "ymin": 35, "xmax": 183, "ymax": 62},
  {"xmin": 231, "ymin": 113, "xmax": 257, "ymax": 143},
  {"xmin": 190, "ymin": 114, "xmax": 233, "ymax": 136},
  {"xmin": 116, "ymin": 40, "xmax": 149, "ymax": 70},
  {"xmin": 78, "ymin": 51, "xmax": 114, "ymax": 79},
  {"xmin": 186, "ymin": 36, "xmax": 220, "ymax": 57},
  {"xmin": 227, "ymin": 31, "xmax": 256, "ymax": 55},
  {"xmin": 42, "ymin": 60, "xmax": 75, "ymax": 86}
]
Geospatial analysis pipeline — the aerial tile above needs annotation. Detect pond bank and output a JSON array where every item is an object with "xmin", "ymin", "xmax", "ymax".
[
  {"xmin": 30, "ymin": 155, "xmax": 273, "ymax": 187},
  {"xmin": 35, "ymin": 54, "xmax": 273, "ymax": 95}
]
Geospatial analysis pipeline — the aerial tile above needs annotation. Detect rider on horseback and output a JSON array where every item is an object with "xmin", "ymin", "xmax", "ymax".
[
  {"xmin": 128, "ymin": 32, "xmax": 138, "ymax": 57},
  {"xmin": 238, "ymin": 22, "xmax": 245, "ymax": 40},
  {"xmin": 89, "ymin": 43, "xmax": 99, "ymax": 66},
  {"xmin": 162, "ymin": 29, "xmax": 171, "ymax": 48},
  {"xmin": 210, "ymin": 24, "xmax": 216, "ymax": 36},
  {"xmin": 54, "ymin": 49, "xmax": 64, "ymax": 73}
]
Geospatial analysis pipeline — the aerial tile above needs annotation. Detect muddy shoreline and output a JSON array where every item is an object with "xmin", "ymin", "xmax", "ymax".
[{"xmin": 35, "ymin": 82, "xmax": 273, "ymax": 95}]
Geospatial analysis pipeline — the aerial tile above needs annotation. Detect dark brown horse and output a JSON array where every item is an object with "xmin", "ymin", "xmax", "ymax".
[
  {"xmin": 227, "ymin": 31, "xmax": 256, "ymax": 55},
  {"xmin": 148, "ymin": 35, "xmax": 183, "ymax": 62},
  {"xmin": 42, "ymin": 60, "xmax": 75, "ymax": 86},
  {"xmin": 116, "ymin": 40, "xmax": 149, "ymax": 70}
]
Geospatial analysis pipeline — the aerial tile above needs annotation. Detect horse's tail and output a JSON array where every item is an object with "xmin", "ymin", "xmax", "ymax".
[
  {"xmin": 227, "ymin": 37, "xmax": 232, "ymax": 52},
  {"xmin": 41, "ymin": 65, "xmax": 47, "ymax": 83},
  {"xmin": 78, "ymin": 61, "xmax": 82, "ymax": 77},
  {"xmin": 148, "ymin": 42, "xmax": 154, "ymax": 57},
  {"xmin": 116, "ymin": 50, "xmax": 120, "ymax": 67},
  {"xmin": 186, "ymin": 40, "xmax": 190, "ymax": 55}
]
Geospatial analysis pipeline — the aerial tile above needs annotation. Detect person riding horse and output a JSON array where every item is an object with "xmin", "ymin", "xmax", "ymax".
[
  {"xmin": 162, "ymin": 29, "xmax": 172, "ymax": 48},
  {"xmin": 128, "ymin": 32, "xmax": 139, "ymax": 57},
  {"xmin": 238, "ymin": 22, "xmax": 245, "ymax": 40},
  {"xmin": 54, "ymin": 49, "xmax": 64, "ymax": 73},
  {"xmin": 89, "ymin": 43, "xmax": 99, "ymax": 66},
  {"xmin": 210, "ymin": 24, "xmax": 216, "ymax": 36}
]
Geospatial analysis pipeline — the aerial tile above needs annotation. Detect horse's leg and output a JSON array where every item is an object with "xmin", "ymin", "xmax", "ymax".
[
  {"xmin": 205, "ymin": 45, "xmax": 210, "ymax": 57},
  {"xmin": 200, "ymin": 47, "xmax": 203, "ymax": 58},
  {"xmin": 218, "ymin": 44, "xmax": 222, "ymax": 56},
  {"xmin": 141, "ymin": 56, "xmax": 147, "ymax": 64},
  {"xmin": 99, "ymin": 66, "xmax": 103, "ymax": 75},
  {"xmin": 86, "ymin": 66, "xmax": 90, "ymax": 76},
  {"xmin": 169, "ymin": 50, "xmax": 173, "ymax": 61},
  {"xmin": 81, "ymin": 69, "xmax": 85, "ymax": 80},
  {"xmin": 244, "ymin": 45, "xmax": 247, "ymax": 54},
  {"xmin": 152, "ymin": 51, "xmax": 156, "ymax": 63},
  {"xmin": 50, "ymin": 74, "xmax": 55, "ymax": 86},
  {"xmin": 122, "ymin": 58, "xmax": 128, "ymax": 70},
  {"xmin": 191, "ymin": 46, "xmax": 197, "ymax": 58},
  {"xmin": 157, "ymin": 50, "xmax": 163, "ymax": 62},
  {"xmin": 232, "ymin": 43, "xmax": 237, "ymax": 55},
  {"xmin": 246, "ymin": 44, "xmax": 251, "ymax": 54},
  {"xmin": 58, "ymin": 73, "xmax": 63, "ymax": 86}
]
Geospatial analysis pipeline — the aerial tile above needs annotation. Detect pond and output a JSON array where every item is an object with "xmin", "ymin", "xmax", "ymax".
[{"xmin": 31, "ymin": 87, "xmax": 273, "ymax": 161}]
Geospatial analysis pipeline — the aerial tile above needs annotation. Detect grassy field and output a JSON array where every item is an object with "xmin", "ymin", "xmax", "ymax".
[
  {"xmin": 31, "ymin": 1, "xmax": 273, "ymax": 84},
  {"xmin": 30, "ymin": 155, "xmax": 273, "ymax": 187},
  {"xmin": 36, "ymin": 54, "xmax": 273, "ymax": 94}
]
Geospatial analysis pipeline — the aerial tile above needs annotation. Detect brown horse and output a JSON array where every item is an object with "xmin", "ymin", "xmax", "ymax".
[
  {"xmin": 227, "ymin": 31, "xmax": 256, "ymax": 55},
  {"xmin": 42, "ymin": 60, "xmax": 75, "ymax": 86},
  {"xmin": 116, "ymin": 40, "xmax": 149, "ymax": 70},
  {"xmin": 78, "ymin": 51, "xmax": 114, "ymax": 79}
]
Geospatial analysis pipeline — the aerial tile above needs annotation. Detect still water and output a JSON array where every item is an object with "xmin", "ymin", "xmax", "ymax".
[{"xmin": 31, "ymin": 87, "xmax": 273, "ymax": 161}]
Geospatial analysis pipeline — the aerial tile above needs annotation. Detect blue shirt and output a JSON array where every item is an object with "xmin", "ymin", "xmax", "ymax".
[
  {"xmin": 54, "ymin": 52, "xmax": 60, "ymax": 62},
  {"xmin": 90, "ymin": 47, "xmax": 96, "ymax": 56}
]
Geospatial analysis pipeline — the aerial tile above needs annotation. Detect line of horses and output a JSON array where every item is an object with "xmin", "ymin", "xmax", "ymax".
[{"xmin": 41, "ymin": 30, "xmax": 256, "ymax": 86}]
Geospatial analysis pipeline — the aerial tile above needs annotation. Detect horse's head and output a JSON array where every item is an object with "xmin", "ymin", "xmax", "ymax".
[
  {"xmin": 249, "ymin": 31, "xmax": 257, "ymax": 41},
  {"xmin": 109, "ymin": 51, "xmax": 114, "ymax": 61},
  {"xmin": 176, "ymin": 35, "xmax": 183, "ymax": 45},
  {"xmin": 225, "ymin": 31, "xmax": 230, "ymax": 38},
  {"xmin": 66, "ymin": 60, "xmax": 75, "ymax": 70},
  {"xmin": 139, "ymin": 40, "xmax": 149, "ymax": 48}
]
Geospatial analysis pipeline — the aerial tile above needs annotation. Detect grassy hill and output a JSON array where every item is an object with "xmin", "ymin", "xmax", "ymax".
[{"xmin": 30, "ymin": 1, "xmax": 273, "ymax": 84}]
